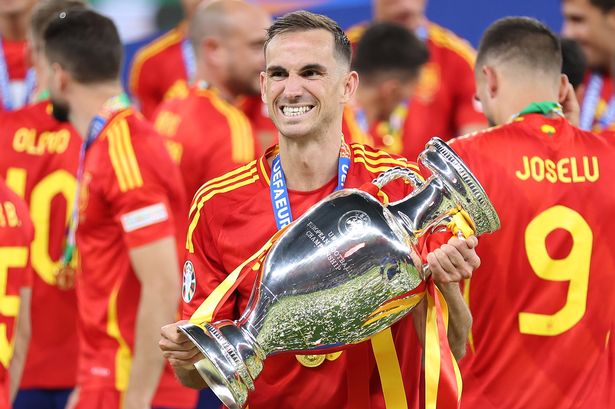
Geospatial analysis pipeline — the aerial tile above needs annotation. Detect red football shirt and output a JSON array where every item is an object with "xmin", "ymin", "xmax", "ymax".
[
  {"xmin": 183, "ymin": 143, "xmax": 425, "ymax": 409},
  {"xmin": 578, "ymin": 71, "xmax": 614, "ymax": 132},
  {"xmin": 347, "ymin": 22, "xmax": 486, "ymax": 161},
  {"xmin": 1, "ymin": 38, "xmax": 29, "ymax": 111},
  {"xmin": 154, "ymin": 85, "xmax": 260, "ymax": 202},
  {"xmin": 450, "ymin": 113, "xmax": 615, "ymax": 408},
  {"xmin": 0, "ymin": 101, "xmax": 81, "ymax": 389},
  {"xmin": 129, "ymin": 24, "xmax": 190, "ymax": 120},
  {"xmin": 75, "ymin": 108, "xmax": 196, "ymax": 408},
  {"xmin": 0, "ymin": 180, "xmax": 33, "ymax": 409}
]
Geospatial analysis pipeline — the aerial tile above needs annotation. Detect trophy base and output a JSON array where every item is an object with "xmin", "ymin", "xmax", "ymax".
[{"xmin": 179, "ymin": 321, "xmax": 263, "ymax": 409}]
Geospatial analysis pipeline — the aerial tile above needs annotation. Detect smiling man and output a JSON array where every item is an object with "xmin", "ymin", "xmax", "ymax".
[{"xmin": 160, "ymin": 11, "xmax": 479, "ymax": 409}]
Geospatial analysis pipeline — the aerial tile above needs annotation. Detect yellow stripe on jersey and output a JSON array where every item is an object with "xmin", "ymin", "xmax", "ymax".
[
  {"xmin": 107, "ymin": 284, "xmax": 132, "ymax": 391},
  {"xmin": 206, "ymin": 90, "xmax": 255, "ymax": 164},
  {"xmin": 352, "ymin": 145, "xmax": 420, "ymax": 171},
  {"xmin": 259, "ymin": 157, "xmax": 271, "ymax": 186},
  {"xmin": 463, "ymin": 278, "xmax": 475, "ymax": 354},
  {"xmin": 129, "ymin": 26, "xmax": 184, "ymax": 93},
  {"xmin": 107, "ymin": 118, "xmax": 144, "ymax": 192},
  {"xmin": 189, "ymin": 161, "xmax": 258, "ymax": 216},
  {"xmin": 428, "ymin": 24, "xmax": 476, "ymax": 67},
  {"xmin": 186, "ymin": 165, "xmax": 259, "ymax": 252}
]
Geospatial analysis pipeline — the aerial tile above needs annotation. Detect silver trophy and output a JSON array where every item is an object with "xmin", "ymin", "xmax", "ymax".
[{"xmin": 179, "ymin": 138, "xmax": 500, "ymax": 409}]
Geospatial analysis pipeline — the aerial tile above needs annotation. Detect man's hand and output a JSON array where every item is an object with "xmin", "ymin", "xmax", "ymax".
[
  {"xmin": 159, "ymin": 321, "xmax": 203, "ymax": 369},
  {"xmin": 560, "ymin": 81, "xmax": 580, "ymax": 127},
  {"xmin": 426, "ymin": 235, "xmax": 480, "ymax": 283}
]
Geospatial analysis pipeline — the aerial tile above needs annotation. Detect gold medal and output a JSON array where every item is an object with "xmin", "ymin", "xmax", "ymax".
[
  {"xmin": 56, "ymin": 265, "xmax": 76, "ymax": 290},
  {"xmin": 295, "ymin": 354, "xmax": 326, "ymax": 368},
  {"xmin": 325, "ymin": 351, "xmax": 342, "ymax": 361}
]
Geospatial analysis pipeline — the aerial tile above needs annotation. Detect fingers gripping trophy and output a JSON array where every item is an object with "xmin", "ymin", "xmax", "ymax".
[{"xmin": 179, "ymin": 137, "xmax": 500, "ymax": 409}]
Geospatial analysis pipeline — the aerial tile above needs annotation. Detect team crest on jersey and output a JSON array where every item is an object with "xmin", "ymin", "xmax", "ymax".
[
  {"xmin": 182, "ymin": 261, "xmax": 196, "ymax": 303},
  {"xmin": 415, "ymin": 62, "xmax": 441, "ymax": 103}
]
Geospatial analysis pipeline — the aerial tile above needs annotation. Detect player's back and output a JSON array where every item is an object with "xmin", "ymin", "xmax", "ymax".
[{"xmin": 451, "ymin": 114, "xmax": 615, "ymax": 408}]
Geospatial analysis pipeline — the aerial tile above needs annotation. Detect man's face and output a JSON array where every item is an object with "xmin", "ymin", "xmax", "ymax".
[
  {"xmin": 47, "ymin": 62, "xmax": 70, "ymax": 122},
  {"xmin": 222, "ymin": 11, "xmax": 270, "ymax": 96},
  {"xmin": 474, "ymin": 66, "xmax": 496, "ymax": 127},
  {"xmin": 261, "ymin": 29, "xmax": 351, "ymax": 140},
  {"xmin": 0, "ymin": 0, "xmax": 36, "ymax": 16},
  {"xmin": 373, "ymin": 0, "xmax": 427, "ymax": 31},
  {"xmin": 562, "ymin": 0, "xmax": 614, "ymax": 69}
]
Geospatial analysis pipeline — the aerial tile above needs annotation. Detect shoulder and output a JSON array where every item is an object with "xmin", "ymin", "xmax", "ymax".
[
  {"xmin": 129, "ymin": 26, "xmax": 184, "ymax": 84},
  {"xmin": 427, "ymin": 22, "xmax": 476, "ymax": 67},
  {"xmin": 351, "ymin": 143, "xmax": 420, "ymax": 175}
]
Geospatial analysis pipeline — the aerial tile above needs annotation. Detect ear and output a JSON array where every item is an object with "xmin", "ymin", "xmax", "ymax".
[
  {"xmin": 557, "ymin": 73, "xmax": 571, "ymax": 102},
  {"xmin": 260, "ymin": 71, "xmax": 267, "ymax": 104},
  {"xmin": 341, "ymin": 70, "xmax": 359, "ymax": 104},
  {"xmin": 482, "ymin": 65, "xmax": 499, "ymax": 99},
  {"xmin": 50, "ymin": 62, "xmax": 69, "ymax": 92},
  {"xmin": 202, "ymin": 37, "xmax": 222, "ymax": 65},
  {"xmin": 606, "ymin": 8, "xmax": 615, "ymax": 30}
]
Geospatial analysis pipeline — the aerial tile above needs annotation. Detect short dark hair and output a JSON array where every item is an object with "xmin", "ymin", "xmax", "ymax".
[
  {"xmin": 560, "ymin": 37, "xmax": 587, "ymax": 89},
  {"xmin": 589, "ymin": 0, "xmax": 615, "ymax": 12},
  {"xmin": 264, "ymin": 10, "xmax": 351, "ymax": 67},
  {"xmin": 43, "ymin": 9, "xmax": 122, "ymax": 84},
  {"xmin": 476, "ymin": 17, "xmax": 562, "ymax": 76},
  {"xmin": 30, "ymin": 0, "xmax": 87, "ymax": 44},
  {"xmin": 353, "ymin": 22, "xmax": 428, "ymax": 83}
]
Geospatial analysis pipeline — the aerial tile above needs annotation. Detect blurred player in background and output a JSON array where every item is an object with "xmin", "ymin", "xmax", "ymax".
[
  {"xmin": 346, "ymin": 0, "xmax": 486, "ymax": 160},
  {"xmin": 43, "ymin": 9, "xmax": 197, "ymax": 409},
  {"xmin": 449, "ymin": 16, "xmax": 615, "ymax": 408},
  {"xmin": 562, "ymin": 0, "xmax": 615, "ymax": 131},
  {"xmin": 0, "ymin": 0, "xmax": 37, "ymax": 111},
  {"xmin": 0, "ymin": 180, "xmax": 33, "ymax": 409},
  {"xmin": 0, "ymin": 2, "xmax": 85, "ymax": 408},
  {"xmin": 129, "ymin": 0, "xmax": 203, "ymax": 119},
  {"xmin": 154, "ymin": 0, "xmax": 268, "ymax": 203},
  {"xmin": 351, "ymin": 22, "xmax": 428, "ymax": 156}
]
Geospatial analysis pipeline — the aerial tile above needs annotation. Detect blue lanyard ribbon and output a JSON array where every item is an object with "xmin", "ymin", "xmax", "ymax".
[
  {"xmin": 181, "ymin": 38, "xmax": 196, "ymax": 84},
  {"xmin": 580, "ymin": 73, "xmax": 615, "ymax": 131},
  {"xmin": 60, "ymin": 94, "xmax": 132, "ymax": 266},
  {"xmin": 269, "ymin": 142, "xmax": 351, "ymax": 230},
  {"xmin": 0, "ymin": 36, "xmax": 37, "ymax": 111}
]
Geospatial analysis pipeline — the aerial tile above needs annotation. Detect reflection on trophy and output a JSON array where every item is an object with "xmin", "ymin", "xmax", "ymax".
[{"xmin": 179, "ymin": 137, "xmax": 500, "ymax": 409}]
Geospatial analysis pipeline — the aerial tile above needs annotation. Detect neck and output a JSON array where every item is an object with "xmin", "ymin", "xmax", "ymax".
[
  {"xmin": 0, "ymin": 13, "xmax": 29, "ymax": 41},
  {"xmin": 498, "ymin": 82, "xmax": 559, "ymax": 124},
  {"xmin": 277, "ymin": 132, "xmax": 343, "ymax": 191},
  {"xmin": 197, "ymin": 62, "xmax": 238, "ymax": 103},
  {"xmin": 69, "ymin": 82, "xmax": 125, "ymax": 137}
]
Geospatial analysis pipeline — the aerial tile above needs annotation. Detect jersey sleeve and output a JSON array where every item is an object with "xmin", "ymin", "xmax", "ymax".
[
  {"xmin": 129, "ymin": 55, "xmax": 161, "ymax": 120},
  {"xmin": 102, "ymin": 130, "xmax": 177, "ymax": 249},
  {"xmin": 182, "ymin": 202, "xmax": 236, "ymax": 321}
]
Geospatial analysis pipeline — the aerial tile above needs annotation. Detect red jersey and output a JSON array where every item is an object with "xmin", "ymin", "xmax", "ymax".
[
  {"xmin": 0, "ymin": 101, "xmax": 81, "ymax": 389},
  {"xmin": 154, "ymin": 85, "xmax": 260, "ymax": 202},
  {"xmin": 450, "ymin": 113, "xmax": 615, "ymax": 408},
  {"xmin": 578, "ymin": 71, "xmax": 614, "ymax": 132},
  {"xmin": 1, "ymin": 38, "xmax": 29, "ymax": 111},
  {"xmin": 183, "ymin": 143, "xmax": 424, "ymax": 409},
  {"xmin": 75, "ymin": 108, "xmax": 195, "ymax": 408},
  {"xmin": 236, "ymin": 95, "xmax": 278, "ymax": 153},
  {"xmin": 347, "ymin": 22, "xmax": 486, "ymax": 161},
  {"xmin": 0, "ymin": 181, "xmax": 33, "ymax": 409},
  {"xmin": 129, "ymin": 24, "xmax": 191, "ymax": 120}
]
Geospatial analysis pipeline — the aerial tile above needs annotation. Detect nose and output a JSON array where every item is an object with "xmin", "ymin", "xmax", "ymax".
[{"xmin": 282, "ymin": 72, "xmax": 304, "ymax": 100}]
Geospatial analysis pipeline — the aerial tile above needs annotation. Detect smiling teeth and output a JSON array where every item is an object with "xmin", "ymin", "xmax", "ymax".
[{"xmin": 283, "ymin": 106, "xmax": 312, "ymax": 116}]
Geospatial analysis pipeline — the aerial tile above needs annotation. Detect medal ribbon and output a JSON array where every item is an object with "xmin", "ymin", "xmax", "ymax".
[
  {"xmin": 579, "ymin": 73, "xmax": 615, "ymax": 131},
  {"xmin": 181, "ymin": 38, "xmax": 197, "ymax": 85},
  {"xmin": 512, "ymin": 101, "xmax": 564, "ymax": 122},
  {"xmin": 0, "ymin": 36, "xmax": 37, "ymax": 111},
  {"xmin": 269, "ymin": 141, "xmax": 351, "ymax": 230},
  {"xmin": 59, "ymin": 94, "xmax": 132, "ymax": 271}
]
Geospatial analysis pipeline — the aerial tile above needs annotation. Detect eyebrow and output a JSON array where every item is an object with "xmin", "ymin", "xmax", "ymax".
[{"xmin": 266, "ymin": 64, "xmax": 327, "ymax": 74}]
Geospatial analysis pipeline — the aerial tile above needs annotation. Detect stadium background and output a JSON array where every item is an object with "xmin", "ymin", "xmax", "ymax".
[{"xmin": 85, "ymin": 0, "xmax": 564, "ymax": 92}]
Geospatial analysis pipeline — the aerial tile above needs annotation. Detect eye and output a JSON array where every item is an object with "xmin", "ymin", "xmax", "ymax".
[
  {"xmin": 302, "ymin": 69, "xmax": 320, "ymax": 78},
  {"xmin": 269, "ymin": 70, "xmax": 287, "ymax": 80}
]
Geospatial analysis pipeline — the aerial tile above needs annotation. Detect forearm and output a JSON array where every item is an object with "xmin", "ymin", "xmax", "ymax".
[
  {"xmin": 438, "ymin": 282, "xmax": 471, "ymax": 360},
  {"xmin": 125, "ymin": 286, "xmax": 179, "ymax": 405},
  {"xmin": 9, "ymin": 289, "xmax": 31, "ymax": 402}
]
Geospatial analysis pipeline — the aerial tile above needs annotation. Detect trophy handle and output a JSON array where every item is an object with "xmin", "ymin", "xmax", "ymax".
[{"xmin": 372, "ymin": 166, "xmax": 423, "ymax": 190}]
